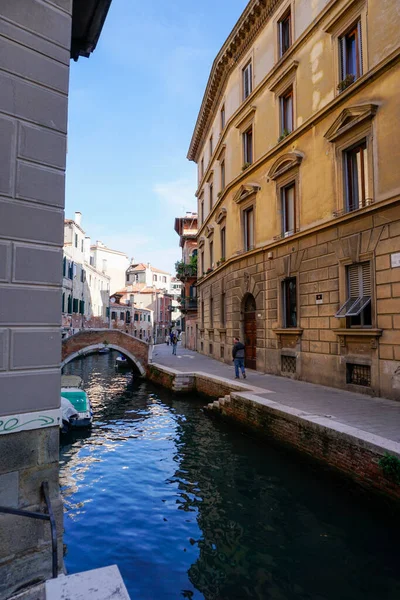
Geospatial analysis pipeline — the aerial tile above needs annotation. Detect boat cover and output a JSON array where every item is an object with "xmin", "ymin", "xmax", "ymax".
[
  {"xmin": 61, "ymin": 375, "xmax": 83, "ymax": 388},
  {"xmin": 61, "ymin": 389, "xmax": 89, "ymax": 412}
]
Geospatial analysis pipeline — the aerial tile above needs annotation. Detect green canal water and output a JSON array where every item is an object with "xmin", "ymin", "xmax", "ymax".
[{"xmin": 60, "ymin": 352, "xmax": 400, "ymax": 600}]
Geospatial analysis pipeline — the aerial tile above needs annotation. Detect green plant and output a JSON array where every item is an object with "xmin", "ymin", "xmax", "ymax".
[
  {"xmin": 278, "ymin": 129, "xmax": 291, "ymax": 142},
  {"xmin": 379, "ymin": 453, "xmax": 400, "ymax": 484},
  {"xmin": 217, "ymin": 191, "xmax": 222, "ymax": 199},
  {"xmin": 219, "ymin": 257, "xmax": 225, "ymax": 263},
  {"xmin": 337, "ymin": 74, "xmax": 355, "ymax": 92},
  {"xmin": 242, "ymin": 162, "xmax": 251, "ymax": 171}
]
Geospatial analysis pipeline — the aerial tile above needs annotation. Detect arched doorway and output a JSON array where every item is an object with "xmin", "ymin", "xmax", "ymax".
[{"xmin": 243, "ymin": 294, "xmax": 256, "ymax": 370}]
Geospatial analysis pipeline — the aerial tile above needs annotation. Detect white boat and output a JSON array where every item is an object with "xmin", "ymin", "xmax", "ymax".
[
  {"xmin": 115, "ymin": 355, "xmax": 130, "ymax": 370},
  {"xmin": 60, "ymin": 375, "xmax": 93, "ymax": 431}
]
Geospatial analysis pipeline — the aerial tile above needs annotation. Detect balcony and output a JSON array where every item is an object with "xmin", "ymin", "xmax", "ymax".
[
  {"xmin": 179, "ymin": 297, "xmax": 198, "ymax": 313},
  {"xmin": 175, "ymin": 260, "xmax": 197, "ymax": 281}
]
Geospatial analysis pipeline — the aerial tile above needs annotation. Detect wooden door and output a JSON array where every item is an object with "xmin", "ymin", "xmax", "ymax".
[{"xmin": 244, "ymin": 295, "xmax": 256, "ymax": 370}]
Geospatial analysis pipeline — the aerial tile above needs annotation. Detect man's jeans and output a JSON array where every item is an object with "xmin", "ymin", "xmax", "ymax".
[
  {"xmin": 234, "ymin": 358, "xmax": 245, "ymax": 378},
  {"xmin": 172, "ymin": 344, "xmax": 177, "ymax": 355}
]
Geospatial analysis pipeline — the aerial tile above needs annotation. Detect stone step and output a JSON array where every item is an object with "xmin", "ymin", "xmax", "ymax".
[
  {"xmin": 45, "ymin": 566, "xmax": 130, "ymax": 599},
  {"xmin": 212, "ymin": 400, "xmax": 220, "ymax": 409}
]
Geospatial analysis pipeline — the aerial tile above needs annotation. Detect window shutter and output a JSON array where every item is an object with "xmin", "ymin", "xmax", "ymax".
[
  {"xmin": 361, "ymin": 262, "xmax": 371, "ymax": 295},
  {"xmin": 357, "ymin": 20, "xmax": 363, "ymax": 75},
  {"xmin": 339, "ymin": 35, "xmax": 346, "ymax": 81},
  {"xmin": 348, "ymin": 264, "xmax": 360, "ymax": 297}
]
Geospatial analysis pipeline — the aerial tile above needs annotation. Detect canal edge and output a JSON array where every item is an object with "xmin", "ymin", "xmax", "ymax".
[{"xmin": 147, "ymin": 362, "xmax": 400, "ymax": 502}]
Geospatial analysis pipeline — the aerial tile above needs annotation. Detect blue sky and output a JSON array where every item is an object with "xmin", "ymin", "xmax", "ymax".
[{"xmin": 66, "ymin": 0, "xmax": 248, "ymax": 273}]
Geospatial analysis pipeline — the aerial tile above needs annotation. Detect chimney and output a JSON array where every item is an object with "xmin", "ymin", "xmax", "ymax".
[{"xmin": 74, "ymin": 212, "xmax": 82, "ymax": 226}]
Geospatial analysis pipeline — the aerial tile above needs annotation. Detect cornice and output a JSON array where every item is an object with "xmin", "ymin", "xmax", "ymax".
[{"xmin": 187, "ymin": 0, "xmax": 285, "ymax": 163}]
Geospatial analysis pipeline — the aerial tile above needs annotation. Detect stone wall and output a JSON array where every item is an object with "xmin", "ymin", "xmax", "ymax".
[
  {"xmin": 0, "ymin": 1, "xmax": 72, "ymax": 596},
  {"xmin": 196, "ymin": 203, "xmax": 400, "ymax": 400}
]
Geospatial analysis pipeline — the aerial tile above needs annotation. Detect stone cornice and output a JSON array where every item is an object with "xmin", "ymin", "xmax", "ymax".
[{"xmin": 187, "ymin": 0, "xmax": 284, "ymax": 162}]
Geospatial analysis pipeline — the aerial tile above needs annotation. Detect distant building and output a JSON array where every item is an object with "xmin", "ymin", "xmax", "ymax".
[
  {"xmin": 62, "ymin": 213, "xmax": 110, "ymax": 333},
  {"xmin": 90, "ymin": 240, "xmax": 130, "ymax": 295},
  {"xmin": 126, "ymin": 261, "xmax": 172, "ymax": 293},
  {"xmin": 109, "ymin": 293, "xmax": 153, "ymax": 341},
  {"xmin": 174, "ymin": 213, "xmax": 198, "ymax": 350}
]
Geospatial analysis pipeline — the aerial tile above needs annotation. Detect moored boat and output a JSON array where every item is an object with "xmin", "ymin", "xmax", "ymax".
[
  {"xmin": 115, "ymin": 355, "xmax": 130, "ymax": 370},
  {"xmin": 61, "ymin": 375, "xmax": 93, "ymax": 430}
]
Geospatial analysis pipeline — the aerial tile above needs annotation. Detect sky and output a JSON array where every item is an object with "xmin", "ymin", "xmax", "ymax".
[{"xmin": 66, "ymin": 0, "xmax": 248, "ymax": 273}]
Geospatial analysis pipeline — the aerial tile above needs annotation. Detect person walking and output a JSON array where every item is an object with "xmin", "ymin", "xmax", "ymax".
[
  {"xmin": 165, "ymin": 334, "xmax": 170, "ymax": 346},
  {"xmin": 232, "ymin": 337, "xmax": 246, "ymax": 379},
  {"xmin": 171, "ymin": 334, "xmax": 178, "ymax": 356}
]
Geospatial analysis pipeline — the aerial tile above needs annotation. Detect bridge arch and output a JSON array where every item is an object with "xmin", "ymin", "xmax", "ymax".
[{"xmin": 61, "ymin": 329, "xmax": 150, "ymax": 376}]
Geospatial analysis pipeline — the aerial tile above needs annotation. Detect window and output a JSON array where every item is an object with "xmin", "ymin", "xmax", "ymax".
[
  {"xmin": 209, "ymin": 135, "xmax": 213, "ymax": 158},
  {"xmin": 221, "ymin": 104, "xmax": 225, "ymax": 130},
  {"xmin": 210, "ymin": 297, "xmax": 214, "ymax": 327},
  {"xmin": 243, "ymin": 127, "xmax": 253, "ymax": 165},
  {"xmin": 280, "ymin": 87, "xmax": 293, "ymax": 134},
  {"xmin": 209, "ymin": 181, "xmax": 213, "ymax": 208},
  {"xmin": 111, "ymin": 311, "xmax": 117, "ymax": 320},
  {"xmin": 201, "ymin": 300, "xmax": 205, "ymax": 325},
  {"xmin": 68, "ymin": 261, "xmax": 74, "ymax": 280},
  {"xmin": 79, "ymin": 300, "xmax": 85, "ymax": 315},
  {"xmin": 344, "ymin": 140, "xmax": 368, "ymax": 212},
  {"xmin": 153, "ymin": 274, "xmax": 157, "ymax": 281},
  {"xmin": 162, "ymin": 276, "xmax": 167, "ymax": 283},
  {"xmin": 335, "ymin": 262, "xmax": 372, "ymax": 326},
  {"xmin": 281, "ymin": 182, "xmax": 296, "ymax": 236},
  {"xmin": 209, "ymin": 240, "xmax": 214, "ymax": 267},
  {"xmin": 278, "ymin": 9, "xmax": 292, "ymax": 57},
  {"xmin": 220, "ymin": 160, "xmax": 225, "ymax": 190},
  {"xmin": 81, "ymin": 239, "xmax": 84, "ymax": 252},
  {"xmin": 242, "ymin": 61, "xmax": 252, "ymax": 100},
  {"xmin": 200, "ymin": 195, "xmax": 204, "ymax": 224},
  {"xmin": 221, "ymin": 292, "xmax": 226, "ymax": 327},
  {"xmin": 243, "ymin": 207, "xmax": 254, "ymax": 251},
  {"xmin": 201, "ymin": 250, "xmax": 204, "ymax": 274},
  {"xmin": 74, "ymin": 233, "xmax": 78, "ymax": 248},
  {"xmin": 339, "ymin": 21, "xmax": 362, "ymax": 85},
  {"xmin": 72, "ymin": 298, "xmax": 79, "ymax": 313},
  {"xmin": 81, "ymin": 269, "xmax": 85, "ymax": 283},
  {"xmin": 282, "ymin": 277, "xmax": 297, "ymax": 327},
  {"xmin": 63, "ymin": 256, "xmax": 66, "ymax": 277},
  {"xmin": 201, "ymin": 158, "xmax": 204, "ymax": 179},
  {"xmin": 220, "ymin": 227, "xmax": 226, "ymax": 261}
]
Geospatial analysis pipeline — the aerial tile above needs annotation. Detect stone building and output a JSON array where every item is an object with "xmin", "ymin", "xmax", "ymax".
[
  {"xmin": 188, "ymin": 0, "xmax": 400, "ymax": 399},
  {"xmin": 90, "ymin": 240, "xmax": 129, "ymax": 296},
  {"xmin": 174, "ymin": 213, "xmax": 198, "ymax": 350},
  {"xmin": 0, "ymin": 1, "xmax": 111, "ymax": 596},
  {"xmin": 62, "ymin": 213, "xmax": 110, "ymax": 333}
]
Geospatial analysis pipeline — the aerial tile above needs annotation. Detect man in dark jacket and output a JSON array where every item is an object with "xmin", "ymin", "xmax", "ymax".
[{"xmin": 232, "ymin": 337, "xmax": 246, "ymax": 379}]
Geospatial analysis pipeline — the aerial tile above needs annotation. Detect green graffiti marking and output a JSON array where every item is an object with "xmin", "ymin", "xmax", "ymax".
[{"xmin": 0, "ymin": 415, "xmax": 55, "ymax": 433}]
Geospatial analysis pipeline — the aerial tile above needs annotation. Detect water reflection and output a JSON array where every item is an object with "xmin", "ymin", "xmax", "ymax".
[{"xmin": 60, "ymin": 353, "xmax": 400, "ymax": 600}]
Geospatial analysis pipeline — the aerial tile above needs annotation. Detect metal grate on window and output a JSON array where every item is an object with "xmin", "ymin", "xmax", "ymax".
[
  {"xmin": 346, "ymin": 363, "xmax": 371, "ymax": 387},
  {"xmin": 281, "ymin": 355, "xmax": 296, "ymax": 374}
]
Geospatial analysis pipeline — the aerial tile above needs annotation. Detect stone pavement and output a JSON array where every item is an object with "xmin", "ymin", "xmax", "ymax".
[{"xmin": 152, "ymin": 343, "xmax": 400, "ymax": 443}]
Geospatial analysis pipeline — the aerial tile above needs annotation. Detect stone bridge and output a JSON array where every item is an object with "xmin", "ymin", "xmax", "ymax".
[{"xmin": 61, "ymin": 329, "xmax": 149, "ymax": 375}]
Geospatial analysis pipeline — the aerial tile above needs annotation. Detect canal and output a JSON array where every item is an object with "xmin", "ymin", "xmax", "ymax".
[{"xmin": 60, "ymin": 352, "xmax": 400, "ymax": 600}]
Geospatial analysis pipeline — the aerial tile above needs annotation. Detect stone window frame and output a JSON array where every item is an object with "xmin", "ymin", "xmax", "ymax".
[
  {"xmin": 240, "ymin": 50, "xmax": 254, "ymax": 102},
  {"xmin": 272, "ymin": 163, "xmax": 301, "ymax": 240},
  {"xmin": 337, "ymin": 252, "xmax": 376, "ymax": 330},
  {"xmin": 323, "ymin": 0, "xmax": 368, "ymax": 96},
  {"xmin": 277, "ymin": 273, "xmax": 301, "ymax": 331},
  {"xmin": 325, "ymin": 110, "xmax": 376, "ymax": 217},
  {"xmin": 268, "ymin": 61, "xmax": 298, "ymax": 142},
  {"xmin": 235, "ymin": 106, "xmax": 256, "ymax": 171},
  {"xmin": 273, "ymin": 0, "xmax": 295, "ymax": 63},
  {"xmin": 240, "ymin": 195, "xmax": 256, "ymax": 253}
]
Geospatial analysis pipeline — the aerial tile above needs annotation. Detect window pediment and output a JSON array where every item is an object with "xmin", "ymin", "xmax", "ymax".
[
  {"xmin": 268, "ymin": 60, "xmax": 298, "ymax": 96},
  {"xmin": 234, "ymin": 106, "xmax": 256, "ymax": 131},
  {"xmin": 268, "ymin": 151, "xmax": 304, "ymax": 180},
  {"xmin": 324, "ymin": 104, "xmax": 378, "ymax": 142},
  {"xmin": 216, "ymin": 207, "xmax": 227, "ymax": 224},
  {"xmin": 198, "ymin": 236, "xmax": 205, "ymax": 249},
  {"xmin": 204, "ymin": 225, "xmax": 214, "ymax": 239},
  {"xmin": 233, "ymin": 183, "xmax": 261, "ymax": 204},
  {"xmin": 216, "ymin": 144, "xmax": 226, "ymax": 162}
]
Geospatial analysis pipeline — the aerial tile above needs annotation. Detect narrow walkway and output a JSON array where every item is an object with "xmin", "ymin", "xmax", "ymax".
[{"xmin": 152, "ymin": 343, "xmax": 400, "ymax": 443}]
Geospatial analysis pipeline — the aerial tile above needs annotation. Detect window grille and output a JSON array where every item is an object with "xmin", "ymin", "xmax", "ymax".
[
  {"xmin": 346, "ymin": 363, "xmax": 371, "ymax": 387},
  {"xmin": 281, "ymin": 355, "xmax": 296, "ymax": 374}
]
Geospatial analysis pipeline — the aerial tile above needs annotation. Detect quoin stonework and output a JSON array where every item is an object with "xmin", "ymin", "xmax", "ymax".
[{"xmin": 188, "ymin": 0, "xmax": 400, "ymax": 400}]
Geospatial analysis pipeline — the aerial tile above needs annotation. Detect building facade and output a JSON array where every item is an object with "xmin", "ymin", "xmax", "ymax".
[
  {"xmin": 90, "ymin": 239, "xmax": 129, "ymax": 295},
  {"xmin": 188, "ymin": 0, "xmax": 400, "ymax": 400},
  {"xmin": 126, "ymin": 261, "xmax": 172, "ymax": 293},
  {"xmin": 0, "ymin": 1, "xmax": 111, "ymax": 596},
  {"xmin": 175, "ymin": 213, "xmax": 198, "ymax": 350},
  {"xmin": 109, "ymin": 295, "xmax": 153, "ymax": 341},
  {"xmin": 62, "ymin": 214, "xmax": 110, "ymax": 333}
]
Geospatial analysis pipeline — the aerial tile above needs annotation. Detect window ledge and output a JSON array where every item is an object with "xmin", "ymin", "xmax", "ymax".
[
  {"xmin": 333, "ymin": 328, "xmax": 382, "ymax": 349},
  {"xmin": 273, "ymin": 328, "xmax": 303, "ymax": 336},
  {"xmin": 219, "ymin": 328, "xmax": 227, "ymax": 333}
]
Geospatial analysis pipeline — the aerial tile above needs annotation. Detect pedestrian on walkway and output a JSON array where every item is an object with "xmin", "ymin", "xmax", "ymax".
[
  {"xmin": 165, "ymin": 334, "xmax": 170, "ymax": 346},
  {"xmin": 171, "ymin": 334, "xmax": 178, "ymax": 356},
  {"xmin": 232, "ymin": 337, "xmax": 246, "ymax": 379}
]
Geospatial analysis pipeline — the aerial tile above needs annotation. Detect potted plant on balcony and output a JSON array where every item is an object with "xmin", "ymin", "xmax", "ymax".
[
  {"xmin": 242, "ymin": 162, "xmax": 251, "ymax": 171},
  {"xmin": 337, "ymin": 74, "xmax": 355, "ymax": 92},
  {"xmin": 278, "ymin": 129, "xmax": 291, "ymax": 142}
]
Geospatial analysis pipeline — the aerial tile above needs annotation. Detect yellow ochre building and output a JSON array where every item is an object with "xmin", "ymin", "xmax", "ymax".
[{"xmin": 188, "ymin": 0, "xmax": 400, "ymax": 399}]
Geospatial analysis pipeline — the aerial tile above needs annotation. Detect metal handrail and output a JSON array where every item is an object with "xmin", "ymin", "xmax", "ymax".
[{"xmin": 0, "ymin": 481, "xmax": 58, "ymax": 578}]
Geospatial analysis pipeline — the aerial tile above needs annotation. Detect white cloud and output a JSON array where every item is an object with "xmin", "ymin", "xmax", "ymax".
[{"xmin": 153, "ymin": 178, "xmax": 197, "ymax": 214}]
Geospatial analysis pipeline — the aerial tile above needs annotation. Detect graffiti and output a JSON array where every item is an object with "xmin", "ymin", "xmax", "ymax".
[{"xmin": 0, "ymin": 415, "xmax": 55, "ymax": 433}]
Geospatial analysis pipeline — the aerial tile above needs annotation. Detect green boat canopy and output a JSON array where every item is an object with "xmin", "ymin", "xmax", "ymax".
[{"xmin": 61, "ymin": 390, "xmax": 89, "ymax": 412}]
